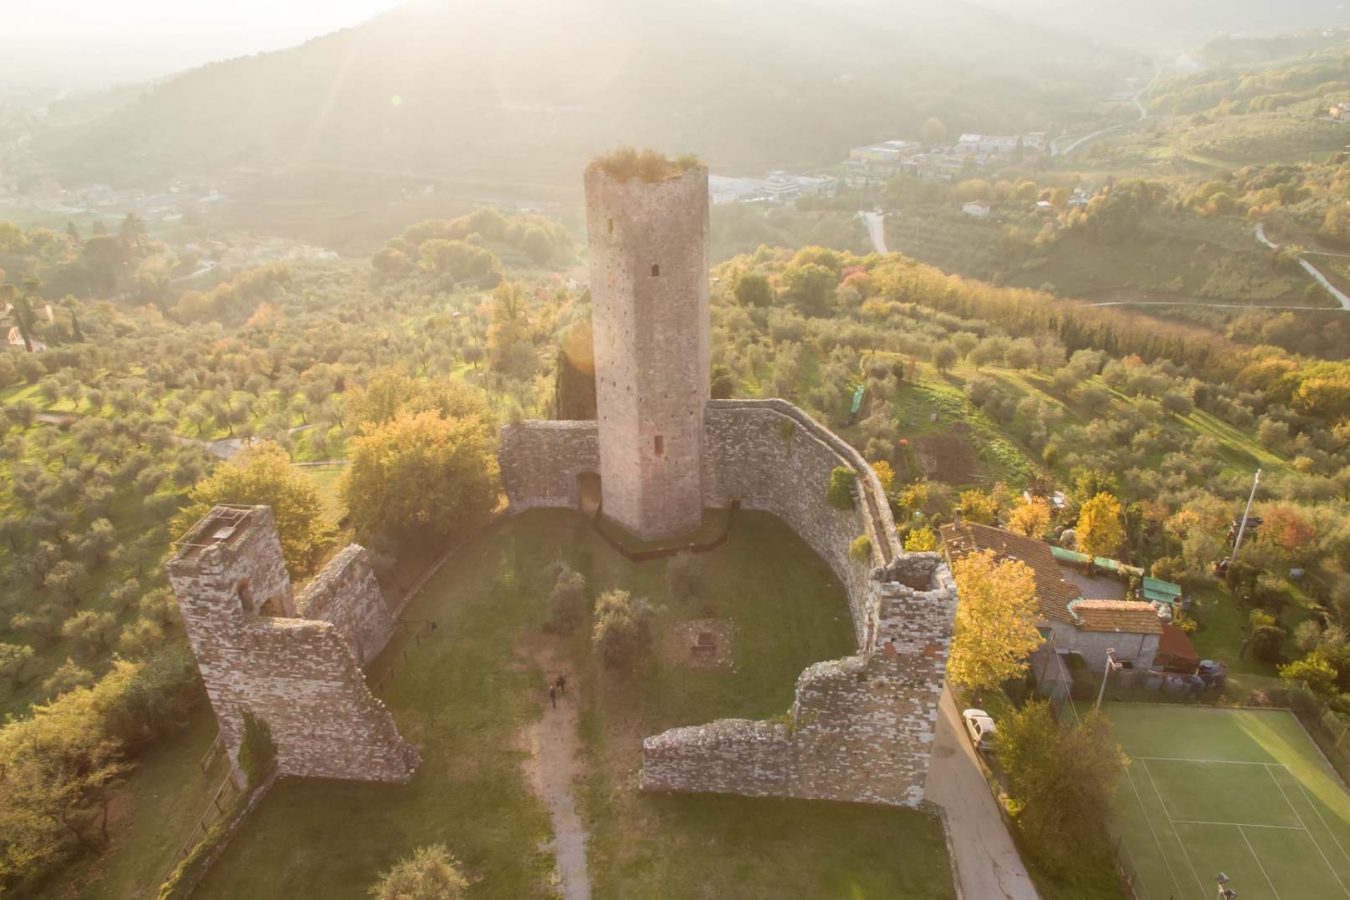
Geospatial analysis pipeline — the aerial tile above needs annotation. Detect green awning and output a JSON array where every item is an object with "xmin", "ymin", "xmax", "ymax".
[{"xmin": 1142, "ymin": 576, "xmax": 1182, "ymax": 605}]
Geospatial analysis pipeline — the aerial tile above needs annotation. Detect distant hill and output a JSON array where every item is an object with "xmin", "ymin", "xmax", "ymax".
[
  {"xmin": 21, "ymin": 0, "xmax": 1134, "ymax": 193},
  {"xmin": 970, "ymin": 0, "xmax": 1350, "ymax": 53}
]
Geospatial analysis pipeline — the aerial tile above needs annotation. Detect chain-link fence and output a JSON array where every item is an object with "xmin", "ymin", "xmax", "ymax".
[{"xmin": 1030, "ymin": 646, "xmax": 1077, "ymax": 723}]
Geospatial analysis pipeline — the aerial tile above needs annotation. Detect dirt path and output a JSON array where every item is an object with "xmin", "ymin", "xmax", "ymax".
[{"xmin": 518, "ymin": 639, "xmax": 592, "ymax": 900}]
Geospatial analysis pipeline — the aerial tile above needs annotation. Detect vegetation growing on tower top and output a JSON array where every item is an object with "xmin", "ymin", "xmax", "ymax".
[{"xmin": 593, "ymin": 148, "xmax": 700, "ymax": 183}]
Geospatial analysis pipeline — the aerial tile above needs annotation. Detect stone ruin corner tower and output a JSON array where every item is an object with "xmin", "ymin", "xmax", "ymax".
[{"xmin": 585, "ymin": 157, "xmax": 711, "ymax": 540}]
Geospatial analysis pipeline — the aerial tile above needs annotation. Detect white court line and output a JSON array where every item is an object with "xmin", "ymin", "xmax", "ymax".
[
  {"xmin": 1135, "ymin": 755, "xmax": 1274, "ymax": 766},
  {"xmin": 1140, "ymin": 758, "xmax": 1208, "ymax": 898},
  {"xmin": 1240, "ymin": 826, "xmax": 1283, "ymax": 900},
  {"xmin": 1171, "ymin": 819, "xmax": 1303, "ymax": 830},
  {"xmin": 1293, "ymin": 776, "xmax": 1350, "ymax": 867},
  {"xmin": 1264, "ymin": 764, "xmax": 1350, "ymax": 897},
  {"xmin": 1123, "ymin": 765, "xmax": 1185, "ymax": 900}
]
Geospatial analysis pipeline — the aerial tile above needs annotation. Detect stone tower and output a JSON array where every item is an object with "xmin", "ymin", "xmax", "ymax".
[{"xmin": 585, "ymin": 156, "xmax": 710, "ymax": 539}]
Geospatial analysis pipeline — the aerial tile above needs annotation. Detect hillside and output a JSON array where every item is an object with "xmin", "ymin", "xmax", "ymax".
[
  {"xmin": 970, "ymin": 0, "xmax": 1350, "ymax": 52},
  {"xmin": 19, "ymin": 0, "xmax": 1130, "ymax": 194}
]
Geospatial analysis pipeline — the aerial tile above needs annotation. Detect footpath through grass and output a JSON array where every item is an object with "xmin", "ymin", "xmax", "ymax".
[
  {"xmin": 1106, "ymin": 703, "xmax": 1350, "ymax": 900},
  {"xmin": 196, "ymin": 509, "xmax": 953, "ymax": 898}
]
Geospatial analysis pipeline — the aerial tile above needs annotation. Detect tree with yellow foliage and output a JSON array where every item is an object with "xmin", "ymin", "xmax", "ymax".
[
  {"xmin": 904, "ymin": 526, "xmax": 939, "ymax": 552},
  {"xmin": 958, "ymin": 488, "xmax": 1000, "ymax": 525},
  {"xmin": 871, "ymin": 460, "xmax": 896, "ymax": 494},
  {"xmin": 1006, "ymin": 497, "xmax": 1052, "ymax": 539},
  {"xmin": 947, "ymin": 550, "xmax": 1042, "ymax": 692},
  {"xmin": 175, "ymin": 441, "xmax": 331, "ymax": 578},
  {"xmin": 1077, "ymin": 492, "xmax": 1125, "ymax": 562}
]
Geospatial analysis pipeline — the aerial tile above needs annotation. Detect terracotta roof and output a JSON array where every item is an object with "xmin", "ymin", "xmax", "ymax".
[
  {"xmin": 940, "ymin": 522, "xmax": 1082, "ymax": 624},
  {"xmin": 1069, "ymin": 599, "xmax": 1163, "ymax": 635},
  {"xmin": 1158, "ymin": 623, "xmax": 1200, "ymax": 666}
]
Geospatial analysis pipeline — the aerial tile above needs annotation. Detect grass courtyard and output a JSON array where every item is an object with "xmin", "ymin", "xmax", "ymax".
[
  {"xmin": 1106, "ymin": 703, "xmax": 1350, "ymax": 900},
  {"xmin": 194, "ymin": 508, "xmax": 954, "ymax": 899}
]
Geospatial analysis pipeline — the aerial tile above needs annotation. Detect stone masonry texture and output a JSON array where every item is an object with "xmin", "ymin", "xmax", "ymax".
[
  {"xmin": 585, "ymin": 163, "xmax": 710, "ymax": 540},
  {"xmin": 296, "ymin": 544, "xmax": 396, "ymax": 666},
  {"xmin": 501, "ymin": 400, "xmax": 957, "ymax": 807},
  {"xmin": 167, "ymin": 506, "xmax": 418, "ymax": 783}
]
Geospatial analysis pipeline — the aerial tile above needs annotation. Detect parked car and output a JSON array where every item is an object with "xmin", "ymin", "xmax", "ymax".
[{"xmin": 962, "ymin": 709, "xmax": 997, "ymax": 754}]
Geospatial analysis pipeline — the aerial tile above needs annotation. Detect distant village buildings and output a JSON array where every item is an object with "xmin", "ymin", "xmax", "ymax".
[{"xmin": 708, "ymin": 171, "xmax": 838, "ymax": 206}]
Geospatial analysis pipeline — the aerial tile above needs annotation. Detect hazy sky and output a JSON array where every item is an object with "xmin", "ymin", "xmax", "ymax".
[
  {"xmin": 8, "ymin": 0, "xmax": 402, "ymax": 40},
  {"xmin": 0, "ymin": 0, "xmax": 404, "ymax": 90}
]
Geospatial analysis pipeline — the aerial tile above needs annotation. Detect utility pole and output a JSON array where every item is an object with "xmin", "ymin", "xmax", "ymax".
[
  {"xmin": 1095, "ymin": 648, "xmax": 1120, "ymax": 711},
  {"xmin": 1231, "ymin": 469, "xmax": 1262, "ymax": 561}
]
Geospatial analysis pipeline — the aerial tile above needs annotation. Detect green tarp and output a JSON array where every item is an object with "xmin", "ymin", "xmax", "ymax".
[
  {"xmin": 1049, "ymin": 545, "xmax": 1145, "ymax": 578},
  {"xmin": 1142, "ymin": 576, "xmax": 1182, "ymax": 606}
]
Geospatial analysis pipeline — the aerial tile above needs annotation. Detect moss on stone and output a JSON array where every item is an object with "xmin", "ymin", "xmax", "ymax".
[{"xmin": 592, "ymin": 147, "xmax": 699, "ymax": 183}]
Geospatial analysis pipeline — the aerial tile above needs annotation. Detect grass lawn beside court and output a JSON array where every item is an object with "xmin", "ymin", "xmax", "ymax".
[
  {"xmin": 1106, "ymin": 703, "xmax": 1350, "ymax": 900},
  {"xmin": 195, "ymin": 508, "xmax": 954, "ymax": 899}
]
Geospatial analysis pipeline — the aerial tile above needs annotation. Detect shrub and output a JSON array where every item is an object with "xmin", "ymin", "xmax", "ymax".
[
  {"xmin": 1249, "ymin": 609, "xmax": 1287, "ymax": 663},
  {"xmin": 904, "ymin": 526, "xmax": 939, "ymax": 552},
  {"xmin": 237, "ymin": 711, "xmax": 277, "ymax": 789},
  {"xmin": 849, "ymin": 534, "xmax": 872, "ymax": 562},
  {"xmin": 0, "ymin": 642, "xmax": 35, "ymax": 686},
  {"xmin": 827, "ymin": 466, "xmax": 857, "ymax": 510},
  {"xmin": 42, "ymin": 657, "xmax": 95, "ymax": 698},
  {"xmin": 369, "ymin": 844, "xmax": 468, "ymax": 899},
  {"xmin": 591, "ymin": 590, "xmax": 654, "ymax": 670},
  {"xmin": 546, "ymin": 564, "xmax": 588, "ymax": 634}
]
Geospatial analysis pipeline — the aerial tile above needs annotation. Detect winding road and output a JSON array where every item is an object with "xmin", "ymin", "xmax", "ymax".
[
  {"xmin": 1053, "ymin": 63, "xmax": 1159, "ymax": 159},
  {"xmin": 1255, "ymin": 222, "xmax": 1350, "ymax": 311}
]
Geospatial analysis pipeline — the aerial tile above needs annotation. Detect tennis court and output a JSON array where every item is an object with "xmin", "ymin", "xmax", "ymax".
[{"xmin": 1106, "ymin": 703, "xmax": 1350, "ymax": 900}]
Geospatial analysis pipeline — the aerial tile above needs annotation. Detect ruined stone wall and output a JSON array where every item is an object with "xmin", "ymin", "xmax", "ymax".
[
  {"xmin": 168, "ymin": 506, "xmax": 418, "ymax": 784},
  {"xmin": 646, "ymin": 401, "xmax": 955, "ymax": 808},
  {"xmin": 296, "ymin": 544, "xmax": 395, "ymax": 665},
  {"xmin": 498, "ymin": 401, "xmax": 956, "ymax": 808},
  {"xmin": 585, "ymin": 163, "xmax": 710, "ymax": 539},
  {"xmin": 642, "ymin": 544, "xmax": 955, "ymax": 808},
  {"xmin": 702, "ymin": 399, "xmax": 898, "ymax": 644},
  {"xmin": 498, "ymin": 420, "xmax": 599, "ymax": 511}
]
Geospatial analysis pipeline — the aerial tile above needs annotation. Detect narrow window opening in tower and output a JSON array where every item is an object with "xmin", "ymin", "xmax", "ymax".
[
  {"xmin": 236, "ymin": 579, "xmax": 252, "ymax": 612},
  {"xmin": 654, "ymin": 435, "xmax": 664, "ymax": 456},
  {"xmin": 651, "ymin": 263, "xmax": 660, "ymax": 277},
  {"xmin": 607, "ymin": 218, "xmax": 614, "ymax": 235}
]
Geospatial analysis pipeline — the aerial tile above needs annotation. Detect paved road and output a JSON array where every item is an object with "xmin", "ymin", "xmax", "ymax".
[
  {"xmin": 858, "ymin": 211, "xmax": 888, "ymax": 254},
  {"xmin": 1255, "ymin": 222, "xmax": 1350, "ymax": 311},
  {"xmin": 1054, "ymin": 64, "xmax": 1158, "ymax": 159},
  {"xmin": 926, "ymin": 687, "xmax": 1039, "ymax": 900}
]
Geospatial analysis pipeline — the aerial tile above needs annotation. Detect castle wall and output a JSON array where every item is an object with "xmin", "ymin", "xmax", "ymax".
[
  {"xmin": 702, "ymin": 399, "xmax": 898, "ymax": 645},
  {"xmin": 643, "ymin": 401, "xmax": 954, "ymax": 808},
  {"xmin": 498, "ymin": 420, "xmax": 599, "ymax": 511},
  {"xmin": 296, "ymin": 544, "xmax": 395, "ymax": 665},
  {"xmin": 585, "ymin": 164, "xmax": 710, "ymax": 539},
  {"xmin": 168, "ymin": 506, "xmax": 419, "ymax": 784},
  {"xmin": 503, "ymin": 401, "xmax": 956, "ymax": 808}
]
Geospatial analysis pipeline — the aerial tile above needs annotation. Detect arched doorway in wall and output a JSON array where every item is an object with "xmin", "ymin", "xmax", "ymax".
[{"xmin": 577, "ymin": 472, "xmax": 601, "ymax": 516}]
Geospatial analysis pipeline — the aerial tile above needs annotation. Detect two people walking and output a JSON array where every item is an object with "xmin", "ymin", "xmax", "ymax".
[{"xmin": 547, "ymin": 673, "xmax": 567, "ymax": 708}]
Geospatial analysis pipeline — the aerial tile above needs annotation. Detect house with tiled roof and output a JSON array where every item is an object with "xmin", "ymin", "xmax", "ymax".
[{"xmin": 940, "ymin": 521, "xmax": 1163, "ymax": 671}]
